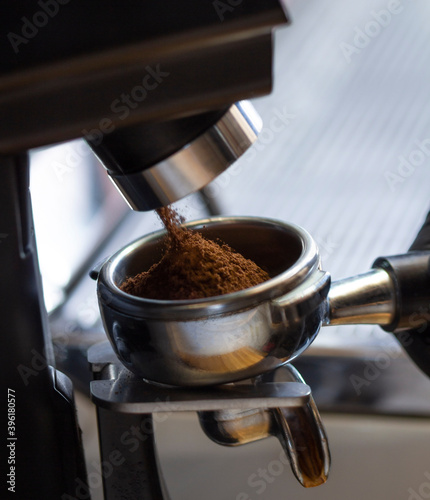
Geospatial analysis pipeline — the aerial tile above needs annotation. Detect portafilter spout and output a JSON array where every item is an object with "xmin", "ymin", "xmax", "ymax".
[{"xmin": 198, "ymin": 364, "xmax": 330, "ymax": 488}]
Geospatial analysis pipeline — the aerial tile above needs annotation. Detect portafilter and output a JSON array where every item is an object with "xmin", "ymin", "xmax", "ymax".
[{"xmin": 91, "ymin": 216, "xmax": 430, "ymax": 387}]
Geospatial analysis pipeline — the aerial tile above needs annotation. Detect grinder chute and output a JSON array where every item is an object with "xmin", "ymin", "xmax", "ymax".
[{"xmin": 86, "ymin": 101, "xmax": 262, "ymax": 210}]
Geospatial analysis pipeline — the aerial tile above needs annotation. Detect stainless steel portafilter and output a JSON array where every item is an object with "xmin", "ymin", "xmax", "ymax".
[
  {"xmin": 89, "ymin": 216, "xmax": 430, "ymax": 493},
  {"xmin": 91, "ymin": 216, "xmax": 430, "ymax": 387},
  {"xmin": 92, "ymin": 217, "xmax": 328, "ymax": 386}
]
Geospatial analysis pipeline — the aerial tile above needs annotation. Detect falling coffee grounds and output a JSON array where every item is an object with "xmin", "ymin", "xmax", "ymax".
[{"xmin": 120, "ymin": 207, "xmax": 270, "ymax": 300}]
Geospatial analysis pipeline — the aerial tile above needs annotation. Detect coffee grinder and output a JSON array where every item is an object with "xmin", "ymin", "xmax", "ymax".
[{"xmin": 0, "ymin": 2, "xmax": 292, "ymax": 498}]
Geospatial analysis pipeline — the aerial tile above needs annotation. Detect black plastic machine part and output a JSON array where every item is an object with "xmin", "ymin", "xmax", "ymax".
[
  {"xmin": 372, "ymin": 212, "xmax": 430, "ymax": 377},
  {"xmin": 0, "ymin": 156, "xmax": 89, "ymax": 499},
  {"xmin": 0, "ymin": 0, "xmax": 290, "ymax": 154},
  {"xmin": 86, "ymin": 107, "xmax": 228, "ymax": 175}
]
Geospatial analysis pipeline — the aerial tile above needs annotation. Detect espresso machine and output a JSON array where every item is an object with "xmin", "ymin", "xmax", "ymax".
[{"xmin": 2, "ymin": 1, "xmax": 430, "ymax": 499}]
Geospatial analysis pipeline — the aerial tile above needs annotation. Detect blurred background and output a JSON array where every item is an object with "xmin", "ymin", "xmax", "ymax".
[{"xmin": 29, "ymin": 0, "xmax": 430, "ymax": 498}]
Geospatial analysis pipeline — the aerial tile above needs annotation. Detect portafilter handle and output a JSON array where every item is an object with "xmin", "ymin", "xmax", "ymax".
[{"xmin": 325, "ymin": 251, "xmax": 430, "ymax": 375}]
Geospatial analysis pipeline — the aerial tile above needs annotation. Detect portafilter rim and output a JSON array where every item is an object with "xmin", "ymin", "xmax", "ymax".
[{"xmin": 97, "ymin": 216, "xmax": 320, "ymax": 320}]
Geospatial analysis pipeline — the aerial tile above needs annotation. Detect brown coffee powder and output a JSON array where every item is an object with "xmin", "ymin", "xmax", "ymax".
[{"xmin": 120, "ymin": 207, "xmax": 270, "ymax": 300}]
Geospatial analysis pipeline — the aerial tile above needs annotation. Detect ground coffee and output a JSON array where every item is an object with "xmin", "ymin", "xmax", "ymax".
[{"xmin": 120, "ymin": 207, "xmax": 270, "ymax": 300}]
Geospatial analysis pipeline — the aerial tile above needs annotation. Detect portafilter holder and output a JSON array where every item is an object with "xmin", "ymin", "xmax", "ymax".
[{"xmin": 93, "ymin": 216, "xmax": 430, "ymax": 387}]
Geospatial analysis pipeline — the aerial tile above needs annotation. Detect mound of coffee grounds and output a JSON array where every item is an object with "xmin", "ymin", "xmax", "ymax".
[{"xmin": 120, "ymin": 207, "xmax": 270, "ymax": 300}]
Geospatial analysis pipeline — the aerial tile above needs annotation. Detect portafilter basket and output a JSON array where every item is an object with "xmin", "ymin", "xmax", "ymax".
[{"xmin": 92, "ymin": 216, "xmax": 430, "ymax": 386}]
